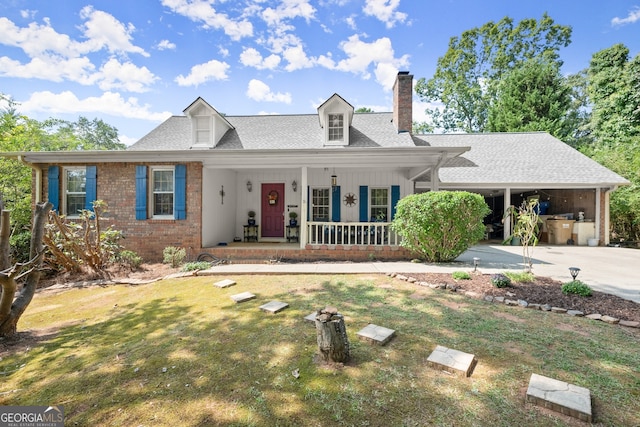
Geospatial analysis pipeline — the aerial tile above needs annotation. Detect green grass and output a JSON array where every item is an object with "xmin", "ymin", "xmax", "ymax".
[{"xmin": 1, "ymin": 274, "xmax": 639, "ymax": 426}]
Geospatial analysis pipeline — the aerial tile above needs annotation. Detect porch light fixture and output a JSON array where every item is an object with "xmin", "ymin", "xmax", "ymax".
[
  {"xmin": 246, "ymin": 181, "xmax": 252, "ymax": 192},
  {"xmin": 473, "ymin": 257, "xmax": 480, "ymax": 272},
  {"xmin": 331, "ymin": 174, "xmax": 337, "ymax": 187},
  {"xmin": 569, "ymin": 267, "xmax": 580, "ymax": 280},
  {"xmin": 292, "ymin": 180, "xmax": 297, "ymax": 192}
]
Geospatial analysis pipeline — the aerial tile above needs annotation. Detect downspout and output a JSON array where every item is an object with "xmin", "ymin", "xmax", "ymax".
[{"xmin": 18, "ymin": 155, "xmax": 42, "ymax": 203}]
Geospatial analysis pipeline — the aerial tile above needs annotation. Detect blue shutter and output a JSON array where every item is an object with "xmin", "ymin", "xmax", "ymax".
[
  {"xmin": 359, "ymin": 185, "xmax": 368, "ymax": 221},
  {"xmin": 174, "ymin": 164, "xmax": 186, "ymax": 220},
  {"xmin": 135, "ymin": 165, "xmax": 147, "ymax": 220},
  {"xmin": 47, "ymin": 166, "xmax": 59, "ymax": 212},
  {"xmin": 331, "ymin": 186, "xmax": 341, "ymax": 222},
  {"xmin": 391, "ymin": 185, "xmax": 400, "ymax": 220},
  {"xmin": 85, "ymin": 165, "xmax": 97, "ymax": 212}
]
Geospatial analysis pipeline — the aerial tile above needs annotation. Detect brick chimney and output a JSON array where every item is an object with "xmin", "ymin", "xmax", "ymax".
[{"xmin": 393, "ymin": 71, "xmax": 413, "ymax": 133}]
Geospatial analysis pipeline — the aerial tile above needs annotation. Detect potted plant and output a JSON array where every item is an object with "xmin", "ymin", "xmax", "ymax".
[
  {"xmin": 289, "ymin": 211, "xmax": 298, "ymax": 226},
  {"xmin": 248, "ymin": 210, "xmax": 256, "ymax": 225}
]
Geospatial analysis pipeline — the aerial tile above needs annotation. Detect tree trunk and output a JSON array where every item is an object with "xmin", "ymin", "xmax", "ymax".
[
  {"xmin": 315, "ymin": 306, "xmax": 350, "ymax": 363},
  {"xmin": 0, "ymin": 202, "xmax": 52, "ymax": 337},
  {"xmin": 0, "ymin": 210, "xmax": 10, "ymax": 270}
]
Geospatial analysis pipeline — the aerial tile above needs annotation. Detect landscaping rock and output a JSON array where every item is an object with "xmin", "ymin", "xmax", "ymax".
[
  {"xmin": 602, "ymin": 315, "xmax": 620, "ymax": 324},
  {"xmin": 586, "ymin": 313, "xmax": 602, "ymax": 320},
  {"xmin": 541, "ymin": 304, "xmax": 552, "ymax": 311},
  {"xmin": 494, "ymin": 296, "xmax": 505, "ymax": 303},
  {"xmin": 551, "ymin": 307, "xmax": 567, "ymax": 314},
  {"xmin": 619, "ymin": 320, "xmax": 640, "ymax": 328},
  {"xmin": 567, "ymin": 310, "xmax": 584, "ymax": 317},
  {"xmin": 527, "ymin": 303, "xmax": 541, "ymax": 310}
]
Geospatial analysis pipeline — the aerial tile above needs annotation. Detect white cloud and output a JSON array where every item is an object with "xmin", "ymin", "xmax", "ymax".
[
  {"xmin": 161, "ymin": 0, "xmax": 253, "ymax": 40},
  {"xmin": 0, "ymin": 55, "xmax": 97, "ymax": 84},
  {"xmin": 246, "ymin": 79, "xmax": 292, "ymax": 103},
  {"xmin": 363, "ymin": 0, "xmax": 407, "ymax": 28},
  {"xmin": 239, "ymin": 47, "xmax": 281, "ymax": 70},
  {"xmin": 282, "ymin": 45, "xmax": 314, "ymax": 71},
  {"xmin": 19, "ymin": 91, "xmax": 172, "ymax": 121},
  {"xmin": 79, "ymin": 6, "xmax": 149, "ymax": 57},
  {"xmin": 97, "ymin": 58, "xmax": 158, "ymax": 92},
  {"xmin": 261, "ymin": 0, "xmax": 316, "ymax": 26},
  {"xmin": 156, "ymin": 39, "xmax": 176, "ymax": 50},
  {"xmin": 175, "ymin": 59, "xmax": 230, "ymax": 86},
  {"xmin": 331, "ymin": 34, "xmax": 410, "ymax": 89},
  {"xmin": 611, "ymin": 7, "xmax": 640, "ymax": 27},
  {"xmin": 20, "ymin": 9, "xmax": 37, "ymax": 19}
]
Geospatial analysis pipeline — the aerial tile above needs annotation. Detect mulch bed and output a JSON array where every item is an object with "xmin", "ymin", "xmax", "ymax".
[{"xmin": 400, "ymin": 272, "xmax": 640, "ymax": 323}]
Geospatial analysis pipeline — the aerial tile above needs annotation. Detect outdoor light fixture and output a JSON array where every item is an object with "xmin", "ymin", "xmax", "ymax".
[
  {"xmin": 246, "ymin": 180, "xmax": 252, "ymax": 192},
  {"xmin": 331, "ymin": 174, "xmax": 337, "ymax": 187},
  {"xmin": 473, "ymin": 257, "xmax": 480, "ymax": 272},
  {"xmin": 292, "ymin": 180, "xmax": 297, "ymax": 192},
  {"xmin": 569, "ymin": 267, "xmax": 581, "ymax": 280}
]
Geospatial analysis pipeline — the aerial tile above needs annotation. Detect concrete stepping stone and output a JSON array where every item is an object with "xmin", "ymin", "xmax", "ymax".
[
  {"xmin": 259, "ymin": 300, "xmax": 289, "ymax": 314},
  {"xmin": 230, "ymin": 291, "xmax": 256, "ymax": 303},
  {"xmin": 356, "ymin": 324, "xmax": 396, "ymax": 346},
  {"xmin": 304, "ymin": 312, "xmax": 317, "ymax": 323},
  {"xmin": 214, "ymin": 279, "xmax": 236, "ymax": 288},
  {"xmin": 426, "ymin": 345, "xmax": 477, "ymax": 377},
  {"xmin": 526, "ymin": 373, "xmax": 592, "ymax": 423}
]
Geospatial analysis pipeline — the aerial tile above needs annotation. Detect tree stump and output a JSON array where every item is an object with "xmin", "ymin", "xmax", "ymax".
[{"xmin": 315, "ymin": 306, "xmax": 350, "ymax": 363}]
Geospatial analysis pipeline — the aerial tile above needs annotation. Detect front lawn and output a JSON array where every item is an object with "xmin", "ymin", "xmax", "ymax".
[{"xmin": 1, "ymin": 274, "xmax": 638, "ymax": 426}]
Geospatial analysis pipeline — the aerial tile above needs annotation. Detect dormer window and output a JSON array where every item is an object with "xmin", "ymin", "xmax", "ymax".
[
  {"xmin": 195, "ymin": 115, "xmax": 211, "ymax": 145},
  {"xmin": 328, "ymin": 114, "xmax": 344, "ymax": 142}
]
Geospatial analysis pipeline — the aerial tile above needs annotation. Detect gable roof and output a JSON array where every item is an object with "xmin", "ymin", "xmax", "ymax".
[
  {"xmin": 129, "ymin": 112, "xmax": 416, "ymax": 151},
  {"xmin": 414, "ymin": 132, "xmax": 629, "ymax": 188}
]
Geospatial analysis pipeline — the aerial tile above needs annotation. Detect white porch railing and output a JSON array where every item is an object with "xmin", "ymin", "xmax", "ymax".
[{"xmin": 307, "ymin": 221, "xmax": 400, "ymax": 246}]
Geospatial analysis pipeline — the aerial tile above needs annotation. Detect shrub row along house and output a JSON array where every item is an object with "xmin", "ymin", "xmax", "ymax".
[{"xmin": 2, "ymin": 72, "xmax": 628, "ymax": 262}]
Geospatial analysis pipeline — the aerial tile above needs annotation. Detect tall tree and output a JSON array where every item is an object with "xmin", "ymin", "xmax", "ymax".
[
  {"xmin": 415, "ymin": 13, "xmax": 572, "ymax": 133},
  {"xmin": 487, "ymin": 58, "xmax": 572, "ymax": 138}
]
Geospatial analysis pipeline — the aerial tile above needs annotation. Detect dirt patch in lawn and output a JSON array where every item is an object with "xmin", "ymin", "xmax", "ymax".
[{"xmin": 402, "ymin": 272, "xmax": 640, "ymax": 323}]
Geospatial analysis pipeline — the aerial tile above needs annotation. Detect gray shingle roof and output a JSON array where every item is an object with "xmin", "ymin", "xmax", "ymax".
[
  {"xmin": 415, "ymin": 132, "xmax": 629, "ymax": 186},
  {"xmin": 129, "ymin": 112, "xmax": 415, "ymax": 151}
]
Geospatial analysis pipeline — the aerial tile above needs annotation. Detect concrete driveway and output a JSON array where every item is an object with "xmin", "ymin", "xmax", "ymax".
[{"xmin": 454, "ymin": 244, "xmax": 640, "ymax": 303}]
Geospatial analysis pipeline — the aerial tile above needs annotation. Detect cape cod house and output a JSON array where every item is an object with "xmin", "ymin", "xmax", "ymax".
[{"xmin": 3, "ymin": 72, "xmax": 629, "ymax": 262}]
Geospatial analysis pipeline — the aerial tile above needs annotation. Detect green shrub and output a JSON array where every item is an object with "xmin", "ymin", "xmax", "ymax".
[
  {"xmin": 505, "ymin": 271, "xmax": 535, "ymax": 283},
  {"xmin": 561, "ymin": 280, "xmax": 592, "ymax": 297},
  {"xmin": 117, "ymin": 250, "xmax": 143, "ymax": 270},
  {"xmin": 491, "ymin": 273, "xmax": 512, "ymax": 288},
  {"xmin": 452, "ymin": 271, "xmax": 471, "ymax": 280},
  {"xmin": 182, "ymin": 261, "xmax": 212, "ymax": 272},
  {"xmin": 163, "ymin": 246, "xmax": 186, "ymax": 268},
  {"xmin": 391, "ymin": 191, "xmax": 490, "ymax": 262}
]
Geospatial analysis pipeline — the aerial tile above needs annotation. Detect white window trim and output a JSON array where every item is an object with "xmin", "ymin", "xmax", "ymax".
[
  {"xmin": 62, "ymin": 166, "xmax": 86, "ymax": 218},
  {"xmin": 370, "ymin": 187, "xmax": 390, "ymax": 221},
  {"xmin": 324, "ymin": 112, "xmax": 348, "ymax": 146},
  {"xmin": 311, "ymin": 187, "xmax": 331, "ymax": 221},
  {"xmin": 149, "ymin": 166, "xmax": 175, "ymax": 219}
]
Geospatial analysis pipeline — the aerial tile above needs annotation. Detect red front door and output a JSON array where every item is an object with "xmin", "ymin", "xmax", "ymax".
[{"xmin": 261, "ymin": 183, "xmax": 285, "ymax": 238}]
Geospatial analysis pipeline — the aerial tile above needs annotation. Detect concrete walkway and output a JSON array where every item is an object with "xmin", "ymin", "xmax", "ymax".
[{"xmin": 204, "ymin": 244, "xmax": 640, "ymax": 303}]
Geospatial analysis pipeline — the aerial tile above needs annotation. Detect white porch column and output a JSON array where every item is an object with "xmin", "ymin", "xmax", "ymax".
[
  {"xmin": 299, "ymin": 166, "xmax": 308, "ymax": 248},
  {"xmin": 503, "ymin": 188, "xmax": 512, "ymax": 240}
]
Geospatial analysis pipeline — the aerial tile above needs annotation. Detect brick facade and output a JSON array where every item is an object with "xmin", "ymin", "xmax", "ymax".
[{"xmin": 41, "ymin": 162, "xmax": 203, "ymax": 262}]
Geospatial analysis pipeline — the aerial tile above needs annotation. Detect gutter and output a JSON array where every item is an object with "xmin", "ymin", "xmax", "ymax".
[{"xmin": 18, "ymin": 155, "xmax": 42, "ymax": 203}]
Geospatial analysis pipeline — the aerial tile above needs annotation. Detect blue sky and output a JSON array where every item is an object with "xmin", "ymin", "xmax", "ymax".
[{"xmin": 1, "ymin": 0, "xmax": 639, "ymax": 145}]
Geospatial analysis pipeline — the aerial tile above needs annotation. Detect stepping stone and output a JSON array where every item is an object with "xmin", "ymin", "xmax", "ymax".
[
  {"xmin": 259, "ymin": 301, "xmax": 289, "ymax": 314},
  {"xmin": 426, "ymin": 345, "xmax": 477, "ymax": 377},
  {"xmin": 356, "ymin": 324, "xmax": 396, "ymax": 346},
  {"xmin": 304, "ymin": 312, "xmax": 317, "ymax": 323},
  {"xmin": 526, "ymin": 373, "xmax": 592, "ymax": 423},
  {"xmin": 214, "ymin": 279, "xmax": 236, "ymax": 288},
  {"xmin": 230, "ymin": 291, "xmax": 256, "ymax": 303}
]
